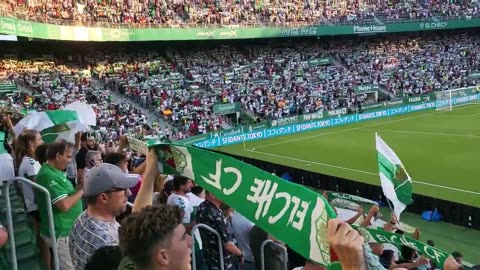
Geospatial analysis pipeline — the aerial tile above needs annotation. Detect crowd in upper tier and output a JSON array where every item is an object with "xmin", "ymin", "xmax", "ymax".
[{"xmin": 0, "ymin": 0, "xmax": 479, "ymax": 28}]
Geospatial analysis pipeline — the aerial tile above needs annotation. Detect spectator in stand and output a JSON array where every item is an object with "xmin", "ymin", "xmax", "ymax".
[
  {"xmin": 84, "ymin": 246, "xmax": 123, "ymax": 270},
  {"xmin": 15, "ymin": 129, "xmax": 51, "ymax": 270},
  {"xmin": 118, "ymin": 205, "xmax": 193, "ymax": 270},
  {"xmin": 451, "ymin": 251, "xmax": 464, "ymax": 269},
  {"xmin": 0, "ymin": 222, "xmax": 7, "ymax": 247},
  {"xmin": 69, "ymin": 163, "xmax": 140, "ymax": 270},
  {"xmin": 83, "ymin": 150, "xmax": 103, "ymax": 177},
  {"xmin": 231, "ymin": 212, "xmax": 255, "ymax": 270},
  {"xmin": 197, "ymin": 190, "xmax": 244, "ymax": 270},
  {"xmin": 0, "ymin": 115, "xmax": 14, "ymax": 185},
  {"xmin": 36, "ymin": 140, "xmax": 83, "ymax": 270},
  {"xmin": 166, "ymin": 176, "xmax": 194, "ymax": 229},
  {"xmin": 75, "ymin": 132, "xmax": 96, "ymax": 186},
  {"xmin": 35, "ymin": 144, "xmax": 49, "ymax": 165}
]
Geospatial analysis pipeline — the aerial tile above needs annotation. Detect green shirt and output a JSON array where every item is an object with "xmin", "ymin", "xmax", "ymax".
[
  {"xmin": 36, "ymin": 163, "xmax": 83, "ymax": 238},
  {"xmin": 117, "ymin": 257, "xmax": 135, "ymax": 270}
]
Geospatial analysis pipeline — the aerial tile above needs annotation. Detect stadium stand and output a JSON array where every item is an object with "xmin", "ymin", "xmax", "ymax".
[{"xmin": 0, "ymin": 1, "xmax": 480, "ymax": 270}]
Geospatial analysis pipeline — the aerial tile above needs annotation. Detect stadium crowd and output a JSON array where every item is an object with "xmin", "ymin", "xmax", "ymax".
[
  {"xmin": 3, "ymin": 31, "xmax": 480, "ymax": 139},
  {"xmin": 0, "ymin": 0, "xmax": 479, "ymax": 27},
  {"xmin": 96, "ymin": 32, "xmax": 480, "ymax": 136},
  {"xmin": 0, "ymin": 125, "xmax": 475, "ymax": 270}
]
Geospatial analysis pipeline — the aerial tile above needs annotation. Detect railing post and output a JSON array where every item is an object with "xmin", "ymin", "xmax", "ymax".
[
  {"xmin": 260, "ymin": 239, "xmax": 288, "ymax": 270},
  {"xmin": 3, "ymin": 182, "xmax": 17, "ymax": 270},
  {"xmin": 191, "ymin": 223, "xmax": 225, "ymax": 270},
  {"xmin": 12, "ymin": 177, "xmax": 60, "ymax": 270}
]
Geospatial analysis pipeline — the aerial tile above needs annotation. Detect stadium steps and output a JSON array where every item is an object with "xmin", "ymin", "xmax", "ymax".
[{"xmin": 0, "ymin": 184, "xmax": 46, "ymax": 270}]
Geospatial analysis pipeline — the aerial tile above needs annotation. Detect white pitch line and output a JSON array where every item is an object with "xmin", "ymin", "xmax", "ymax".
[
  {"xmin": 360, "ymin": 128, "xmax": 480, "ymax": 138},
  {"xmin": 248, "ymin": 149, "xmax": 480, "ymax": 195},
  {"xmin": 251, "ymin": 114, "xmax": 427, "ymax": 150},
  {"xmin": 427, "ymin": 112, "xmax": 480, "ymax": 118}
]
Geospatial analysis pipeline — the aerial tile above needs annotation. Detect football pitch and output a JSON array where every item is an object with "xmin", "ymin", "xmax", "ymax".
[{"xmin": 218, "ymin": 103, "xmax": 480, "ymax": 208}]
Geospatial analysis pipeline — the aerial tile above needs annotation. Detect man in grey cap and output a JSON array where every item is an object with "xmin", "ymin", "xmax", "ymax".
[{"xmin": 69, "ymin": 163, "xmax": 140, "ymax": 270}]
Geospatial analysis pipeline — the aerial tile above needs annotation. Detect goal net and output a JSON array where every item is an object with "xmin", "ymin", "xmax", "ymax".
[{"xmin": 435, "ymin": 87, "xmax": 480, "ymax": 111}]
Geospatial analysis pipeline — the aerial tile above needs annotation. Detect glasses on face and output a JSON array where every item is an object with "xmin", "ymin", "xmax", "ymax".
[{"xmin": 104, "ymin": 188, "xmax": 130, "ymax": 195}]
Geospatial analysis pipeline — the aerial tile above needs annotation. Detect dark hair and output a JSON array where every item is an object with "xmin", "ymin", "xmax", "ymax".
[
  {"xmin": 158, "ymin": 180, "xmax": 175, "ymax": 204},
  {"xmin": 119, "ymin": 205, "xmax": 182, "ymax": 269},
  {"xmin": 452, "ymin": 251, "xmax": 463, "ymax": 259},
  {"xmin": 81, "ymin": 132, "xmax": 95, "ymax": 142},
  {"xmin": 426, "ymin": 240, "xmax": 435, "ymax": 247},
  {"xmin": 191, "ymin": 186, "xmax": 204, "ymax": 197},
  {"xmin": 14, "ymin": 129, "xmax": 40, "ymax": 170},
  {"xmin": 104, "ymin": 152, "xmax": 127, "ymax": 167},
  {"xmin": 84, "ymin": 246, "xmax": 123, "ymax": 270},
  {"xmin": 379, "ymin": 250, "xmax": 394, "ymax": 269},
  {"xmin": 173, "ymin": 176, "xmax": 190, "ymax": 191},
  {"xmin": 35, "ymin": 144, "xmax": 48, "ymax": 165},
  {"xmin": 400, "ymin": 245, "xmax": 416, "ymax": 261},
  {"xmin": 45, "ymin": 140, "xmax": 72, "ymax": 161}
]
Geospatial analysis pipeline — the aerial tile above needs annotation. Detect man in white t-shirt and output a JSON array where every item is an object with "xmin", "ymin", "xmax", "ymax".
[{"xmin": 166, "ymin": 176, "xmax": 194, "ymax": 226}]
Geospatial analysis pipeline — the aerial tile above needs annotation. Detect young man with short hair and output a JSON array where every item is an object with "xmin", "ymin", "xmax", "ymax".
[{"xmin": 119, "ymin": 205, "xmax": 193, "ymax": 270}]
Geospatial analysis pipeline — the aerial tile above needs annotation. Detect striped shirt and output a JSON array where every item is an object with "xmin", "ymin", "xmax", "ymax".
[{"xmin": 69, "ymin": 211, "xmax": 120, "ymax": 270}]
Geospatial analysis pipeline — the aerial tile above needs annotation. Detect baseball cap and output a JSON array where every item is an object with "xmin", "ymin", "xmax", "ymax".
[{"xmin": 84, "ymin": 163, "xmax": 140, "ymax": 197}]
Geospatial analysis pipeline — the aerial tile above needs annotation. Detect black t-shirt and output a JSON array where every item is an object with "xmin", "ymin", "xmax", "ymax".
[{"xmin": 76, "ymin": 146, "xmax": 88, "ymax": 170}]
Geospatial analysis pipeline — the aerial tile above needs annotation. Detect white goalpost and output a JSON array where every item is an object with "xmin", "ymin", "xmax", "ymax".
[{"xmin": 434, "ymin": 87, "xmax": 480, "ymax": 111}]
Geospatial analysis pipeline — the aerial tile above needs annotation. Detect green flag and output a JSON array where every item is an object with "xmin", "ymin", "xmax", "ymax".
[
  {"xmin": 136, "ymin": 142, "xmax": 452, "ymax": 269},
  {"xmin": 375, "ymin": 133, "xmax": 413, "ymax": 219},
  {"xmin": 150, "ymin": 143, "xmax": 336, "ymax": 267}
]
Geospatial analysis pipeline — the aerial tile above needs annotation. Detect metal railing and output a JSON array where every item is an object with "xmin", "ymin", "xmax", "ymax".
[
  {"xmin": 260, "ymin": 239, "xmax": 288, "ymax": 270},
  {"xmin": 191, "ymin": 223, "xmax": 225, "ymax": 270},
  {"xmin": 3, "ymin": 177, "xmax": 59, "ymax": 270}
]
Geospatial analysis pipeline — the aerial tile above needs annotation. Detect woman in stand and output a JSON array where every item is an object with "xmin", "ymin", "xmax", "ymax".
[{"xmin": 15, "ymin": 129, "xmax": 51, "ymax": 270}]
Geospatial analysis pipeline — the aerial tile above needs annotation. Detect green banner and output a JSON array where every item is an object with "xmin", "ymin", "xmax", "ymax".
[
  {"xmin": 147, "ymin": 143, "xmax": 452, "ymax": 269},
  {"xmin": 362, "ymin": 102, "xmax": 386, "ymax": 110},
  {"xmin": 308, "ymin": 58, "xmax": 333, "ymax": 66},
  {"xmin": 0, "ymin": 81, "xmax": 17, "ymax": 93},
  {"xmin": 403, "ymin": 94, "xmax": 435, "ymax": 104},
  {"xmin": 2, "ymin": 17, "xmax": 480, "ymax": 41},
  {"xmin": 354, "ymin": 84, "xmax": 380, "ymax": 93},
  {"xmin": 152, "ymin": 143, "xmax": 335, "ymax": 267},
  {"xmin": 213, "ymin": 102, "xmax": 240, "ymax": 115},
  {"xmin": 327, "ymin": 191, "xmax": 378, "ymax": 206},
  {"xmin": 357, "ymin": 226, "xmax": 449, "ymax": 267}
]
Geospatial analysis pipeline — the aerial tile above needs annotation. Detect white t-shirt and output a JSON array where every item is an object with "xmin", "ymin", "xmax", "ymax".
[
  {"xmin": 0, "ymin": 153, "xmax": 14, "ymax": 183},
  {"xmin": 167, "ymin": 193, "xmax": 193, "ymax": 224},
  {"xmin": 18, "ymin": 156, "xmax": 41, "ymax": 212}
]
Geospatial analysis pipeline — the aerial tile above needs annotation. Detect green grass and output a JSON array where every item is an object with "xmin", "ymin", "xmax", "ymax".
[
  {"xmin": 218, "ymin": 103, "xmax": 480, "ymax": 264},
  {"xmin": 218, "ymin": 103, "xmax": 480, "ymax": 207}
]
